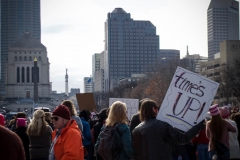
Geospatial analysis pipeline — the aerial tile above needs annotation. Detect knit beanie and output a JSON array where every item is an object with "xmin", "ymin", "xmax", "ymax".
[
  {"xmin": 16, "ymin": 118, "xmax": 26, "ymax": 127},
  {"xmin": 209, "ymin": 104, "xmax": 220, "ymax": 116},
  {"xmin": 52, "ymin": 105, "xmax": 71, "ymax": 120},
  {"xmin": 0, "ymin": 113, "xmax": 4, "ymax": 126},
  {"xmin": 219, "ymin": 106, "xmax": 230, "ymax": 119}
]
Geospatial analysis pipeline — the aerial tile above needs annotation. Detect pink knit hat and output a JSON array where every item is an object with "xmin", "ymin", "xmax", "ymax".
[
  {"xmin": 209, "ymin": 104, "xmax": 220, "ymax": 116},
  {"xmin": 219, "ymin": 106, "xmax": 230, "ymax": 119},
  {"xmin": 16, "ymin": 118, "xmax": 26, "ymax": 127},
  {"xmin": 0, "ymin": 113, "xmax": 4, "ymax": 126}
]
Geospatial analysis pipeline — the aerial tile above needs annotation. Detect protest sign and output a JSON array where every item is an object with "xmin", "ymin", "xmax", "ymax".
[
  {"xmin": 109, "ymin": 98, "xmax": 139, "ymax": 120},
  {"xmin": 76, "ymin": 93, "xmax": 96, "ymax": 111},
  {"xmin": 156, "ymin": 66, "xmax": 219, "ymax": 132}
]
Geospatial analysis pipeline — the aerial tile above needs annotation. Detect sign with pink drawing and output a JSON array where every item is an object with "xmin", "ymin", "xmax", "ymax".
[{"xmin": 156, "ymin": 66, "xmax": 219, "ymax": 132}]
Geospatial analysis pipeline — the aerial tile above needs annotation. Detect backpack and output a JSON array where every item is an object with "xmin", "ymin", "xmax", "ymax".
[{"xmin": 97, "ymin": 123, "xmax": 121, "ymax": 160}]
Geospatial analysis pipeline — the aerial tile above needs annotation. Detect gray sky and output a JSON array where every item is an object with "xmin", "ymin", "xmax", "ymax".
[{"xmin": 40, "ymin": 0, "xmax": 234, "ymax": 93}]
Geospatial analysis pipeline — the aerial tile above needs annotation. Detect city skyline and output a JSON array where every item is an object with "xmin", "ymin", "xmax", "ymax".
[{"xmin": 41, "ymin": 0, "xmax": 240, "ymax": 93}]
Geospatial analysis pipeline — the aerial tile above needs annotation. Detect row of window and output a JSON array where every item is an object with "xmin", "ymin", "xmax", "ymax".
[
  {"xmin": 15, "ymin": 51, "xmax": 41, "ymax": 54},
  {"xmin": 15, "ymin": 56, "xmax": 41, "ymax": 61},
  {"xmin": 16, "ymin": 67, "xmax": 39, "ymax": 83}
]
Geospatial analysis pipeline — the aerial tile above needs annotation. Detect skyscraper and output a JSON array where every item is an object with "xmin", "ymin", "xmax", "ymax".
[
  {"xmin": 1, "ymin": 0, "xmax": 41, "ymax": 97},
  {"xmin": 103, "ymin": 8, "xmax": 159, "ymax": 91},
  {"xmin": 207, "ymin": 0, "xmax": 239, "ymax": 60}
]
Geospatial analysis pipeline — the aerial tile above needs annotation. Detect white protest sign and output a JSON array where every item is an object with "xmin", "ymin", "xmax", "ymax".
[
  {"xmin": 109, "ymin": 98, "xmax": 139, "ymax": 120},
  {"xmin": 156, "ymin": 66, "xmax": 219, "ymax": 132}
]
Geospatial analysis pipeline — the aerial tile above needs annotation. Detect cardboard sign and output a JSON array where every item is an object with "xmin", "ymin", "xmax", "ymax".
[
  {"xmin": 109, "ymin": 98, "xmax": 139, "ymax": 121},
  {"xmin": 156, "ymin": 66, "xmax": 219, "ymax": 132},
  {"xmin": 76, "ymin": 93, "xmax": 96, "ymax": 111}
]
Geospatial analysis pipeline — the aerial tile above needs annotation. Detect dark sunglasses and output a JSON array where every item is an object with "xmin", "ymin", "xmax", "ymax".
[{"xmin": 51, "ymin": 117, "xmax": 59, "ymax": 121}]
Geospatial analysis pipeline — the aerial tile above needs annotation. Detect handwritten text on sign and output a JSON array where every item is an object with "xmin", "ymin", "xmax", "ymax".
[
  {"xmin": 156, "ymin": 67, "xmax": 219, "ymax": 132},
  {"xmin": 109, "ymin": 98, "xmax": 139, "ymax": 121}
]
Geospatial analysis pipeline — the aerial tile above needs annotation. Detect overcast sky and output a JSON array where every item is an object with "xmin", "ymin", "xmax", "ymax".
[{"xmin": 40, "ymin": 0, "xmax": 234, "ymax": 93}]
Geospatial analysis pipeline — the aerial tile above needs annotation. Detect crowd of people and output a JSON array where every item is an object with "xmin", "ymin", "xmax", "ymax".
[{"xmin": 0, "ymin": 99, "xmax": 240, "ymax": 160}]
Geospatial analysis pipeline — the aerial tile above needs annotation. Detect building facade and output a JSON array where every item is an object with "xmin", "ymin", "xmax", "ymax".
[
  {"xmin": 5, "ymin": 33, "xmax": 50, "ymax": 101},
  {"xmin": 103, "ymin": 8, "xmax": 160, "ymax": 91},
  {"xmin": 159, "ymin": 49, "xmax": 180, "ymax": 60},
  {"xmin": 1, "ymin": 0, "xmax": 41, "ymax": 98},
  {"xmin": 201, "ymin": 40, "xmax": 240, "ymax": 106},
  {"xmin": 84, "ymin": 77, "xmax": 93, "ymax": 93},
  {"xmin": 207, "ymin": 0, "xmax": 239, "ymax": 60}
]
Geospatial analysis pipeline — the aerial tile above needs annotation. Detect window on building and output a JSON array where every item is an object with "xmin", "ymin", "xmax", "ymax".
[
  {"xmin": 27, "ymin": 67, "xmax": 30, "ymax": 83},
  {"xmin": 17, "ymin": 67, "xmax": 20, "ymax": 83},
  {"xmin": 22, "ymin": 67, "xmax": 25, "ymax": 83}
]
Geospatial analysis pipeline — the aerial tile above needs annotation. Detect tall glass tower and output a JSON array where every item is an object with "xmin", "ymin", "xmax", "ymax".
[
  {"xmin": 104, "ymin": 8, "xmax": 160, "ymax": 91},
  {"xmin": 0, "ymin": 0, "xmax": 41, "ymax": 97},
  {"xmin": 207, "ymin": 0, "xmax": 239, "ymax": 60}
]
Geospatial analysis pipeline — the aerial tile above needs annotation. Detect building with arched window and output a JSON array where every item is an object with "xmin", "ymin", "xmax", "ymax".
[{"xmin": 6, "ymin": 33, "xmax": 50, "ymax": 101}]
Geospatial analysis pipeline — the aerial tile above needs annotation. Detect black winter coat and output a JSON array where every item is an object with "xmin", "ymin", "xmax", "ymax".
[
  {"xmin": 132, "ymin": 118, "xmax": 203, "ymax": 160},
  {"xmin": 15, "ymin": 126, "xmax": 30, "ymax": 160}
]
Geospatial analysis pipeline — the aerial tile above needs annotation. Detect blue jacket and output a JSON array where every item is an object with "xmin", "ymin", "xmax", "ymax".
[
  {"xmin": 95, "ymin": 123, "xmax": 133, "ymax": 160},
  {"xmin": 80, "ymin": 118, "xmax": 92, "ymax": 146}
]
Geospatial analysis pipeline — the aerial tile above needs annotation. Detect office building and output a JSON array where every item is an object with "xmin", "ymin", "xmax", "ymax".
[
  {"xmin": 69, "ymin": 88, "xmax": 80, "ymax": 97},
  {"xmin": 1, "ymin": 0, "xmax": 41, "ymax": 98},
  {"xmin": 207, "ymin": 0, "xmax": 239, "ymax": 60},
  {"xmin": 159, "ymin": 49, "xmax": 180, "ymax": 60},
  {"xmin": 201, "ymin": 40, "xmax": 240, "ymax": 106},
  {"xmin": 103, "ymin": 8, "xmax": 160, "ymax": 91},
  {"xmin": 181, "ymin": 46, "xmax": 208, "ymax": 73},
  {"xmin": 84, "ymin": 77, "xmax": 93, "ymax": 93}
]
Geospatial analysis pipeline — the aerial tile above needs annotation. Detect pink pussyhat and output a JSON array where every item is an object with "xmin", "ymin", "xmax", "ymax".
[
  {"xmin": 0, "ymin": 113, "xmax": 4, "ymax": 126},
  {"xmin": 209, "ymin": 104, "xmax": 220, "ymax": 116}
]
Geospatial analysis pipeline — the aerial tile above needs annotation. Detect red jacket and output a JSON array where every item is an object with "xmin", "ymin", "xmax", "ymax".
[
  {"xmin": 192, "ymin": 128, "xmax": 209, "ymax": 144},
  {"xmin": 52, "ymin": 120, "xmax": 84, "ymax": 160}
]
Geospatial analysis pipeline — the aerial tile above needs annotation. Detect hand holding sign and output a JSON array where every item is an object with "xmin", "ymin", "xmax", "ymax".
[{"xmin": 156, "ymin": 67, "xmax": 219, "ymax": 131}]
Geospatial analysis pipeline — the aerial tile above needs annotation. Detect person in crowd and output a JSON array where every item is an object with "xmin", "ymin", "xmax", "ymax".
[
  {"xmin": 171, "ymin": 143, "xmax": 190, "ymax": 160},
  {"xmin": 219, "ymin": 106, "xmax": 240, "ymax": 159},
  {"xmin": 129, "ymin": 98, "xmax": 150, "ymax": 134},
  {"xmin": 0, "ymin": 125, "xmax": 26, "ymax": 160},
  {"xmin": 132, "ymin": 99, "xmax": 205, "ymax": 160},
  {"xmin": 0, "ymin": 113, "xmax": 5, "ymax": 126},
  {"xmin": 89, "ymin": 111, "xmax": 98, "ymax": 129},
  {"xmin": 79, "ymin": 109, "xmax": 93, "ymax": 160},
  {"xmin": 61, "ymin": 100, "xmax": 83, "ymax": 132},
  {"xmin": 92, "ymin": 108, "xmax": 108, "ymax": 160},
  {"xmin": 192, "ymin": 127, "xmax": 210, "ymax": 160},
  {"xmin": 231, "ymin": 112, "xmax": 240, "ymax": 147},
  {"xmin": 15, "ymin": 118, "xmax": 30, "ymax": 160},
  {"xmin": 95, "ymin": 101, "xmax": 133, "ymax": 160},
  {"xmin": 206, "ymin": 104, "xmax": 237, "ymax": 159},
  {"xmin": 49, "ymin": 105, "xmax": 84, "ymax": 160},
  {"xmin": 11, "ymin": 112, "xmax": 26, "ymax": 131},
  {"xmin": 27, "ymin": 110, "xmax": 52, "ymax": 160},
  {"xmin": 44, "ymin": 112, "xmax": 54, "ymax": 130}
]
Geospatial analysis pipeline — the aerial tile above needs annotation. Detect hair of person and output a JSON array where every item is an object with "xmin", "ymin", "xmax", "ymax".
[
  {"xmin": 44, "ymin": 112, "xmax": 52, "ymax": 122},
  {"xmin": 97, "ymin": 108, "xmax": 108, "ymax": 121},
  {"xmin": 209, "ymin": 114, "xmax": 225, "ymax": 141},
  {"xmin": 79, "ymin": 109, "xmax": 90, "ymax": 121},
  {"xmin": 27, "ymin": 110, "xmax": 47, "ymax": 136},
  {"xmin": 105, "ymin": 101, "xmax": 128, "ymax": 127},
  {"xmin": 61, "ymin": 100, "xmax": 77, "ymax": 116},
  {"xmin": 233, "ymin": 113, "xmax": 240, "ymax": 136},
  {"xmin": 138, "ymin": 98, "xmax": 151, "ymax": 111},
  {"xmin": 16, "ymin": 112, "xmax": 26, "ymax": 118},
  {"xmin": 140, "ymin": 100, "xmax": 158, "ymax": 121}
]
